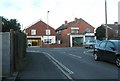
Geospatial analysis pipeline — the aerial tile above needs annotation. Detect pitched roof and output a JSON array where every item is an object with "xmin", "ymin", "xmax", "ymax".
[
  {"xmin": 56, "ymin": 18, "xmax": 94, "ymax": 31},
  {"xmin": 107, "ymin": 24, "xmax": 118, "ymax": 30},
  {"xmin": 56, "ymin": 18, "xmax": 81, "ymax": 31},
  {"xmin": 26, "ymin": 19, "xmax": 55, "ymax": 30}
]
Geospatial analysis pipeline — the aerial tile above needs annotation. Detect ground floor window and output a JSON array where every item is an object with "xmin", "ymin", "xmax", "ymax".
[
  {"xmin": 44, "ymin": 39, "xmax": 52, "ymax": 44},
  {"xmin": 27, "ymin": 38, "xmax": 42, "ymax": 46}
]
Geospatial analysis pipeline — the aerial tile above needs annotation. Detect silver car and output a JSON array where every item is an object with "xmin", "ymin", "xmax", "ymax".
[{"xmin": 84, "ymin": 40, "xmax": 100, "ymax": 48}]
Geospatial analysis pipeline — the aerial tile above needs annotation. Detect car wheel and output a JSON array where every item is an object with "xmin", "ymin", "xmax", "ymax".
[
  {"xmin": 94, "ymin": 53, "xmax": 99, "ymax": 61},
  {"xmin": 116, "ymin": 56, "xmax": 120, "ymax": 67}
]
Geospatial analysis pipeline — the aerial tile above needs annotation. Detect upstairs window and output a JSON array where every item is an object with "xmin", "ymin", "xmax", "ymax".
[
  {"xmin": 31, "ymin": 29, "xmax": 36, "ymax": 35},
  {"xmin": 46, "ymin": 29, "xmax": 51, "ymax": 35},
  {"xmin": 57, "ymin": 30, "xmax": 61, "ymax": 34},
  {"xmin": 85, "ymin": 28, "xmax": 90, "ymax": 33},
  {"xmin": 71, "ymin": 27, "xmax": 79, "ymax": 34}
]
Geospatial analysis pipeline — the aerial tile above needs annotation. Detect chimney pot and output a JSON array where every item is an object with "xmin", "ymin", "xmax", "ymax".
[
  {"xmin": 74, "ymin": 17, "xmax": 78, "ymax": 21},
  {"xmin": 65, "ymin": 21, "xmax": 68, "ymax": 24}
]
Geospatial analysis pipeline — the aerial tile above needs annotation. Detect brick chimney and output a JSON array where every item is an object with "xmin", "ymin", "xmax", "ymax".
[{"xmin": 65, "ymin": 21, "xmax": 68, "ymax": 24}]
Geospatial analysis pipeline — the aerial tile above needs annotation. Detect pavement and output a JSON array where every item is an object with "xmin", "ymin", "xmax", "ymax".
[{"xmin": 16, "ymin": 52, "xmax": 68, "ymax": 80}]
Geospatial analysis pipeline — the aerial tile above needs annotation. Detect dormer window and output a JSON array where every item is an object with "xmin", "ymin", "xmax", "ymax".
[{"xmin": 71, "ymin": 27, "xmax": 79, "ymax": 34}]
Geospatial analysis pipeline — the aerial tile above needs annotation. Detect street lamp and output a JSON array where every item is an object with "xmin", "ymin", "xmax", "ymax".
[
  {"xmin": 105, "ymin": 0, "xmax": 108, "ymax": 40},
  {"xmin": 46, "ymin": 11, "xmax": 49, "ymax": 44}
]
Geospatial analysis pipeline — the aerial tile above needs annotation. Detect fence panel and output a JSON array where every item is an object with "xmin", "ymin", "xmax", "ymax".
[{"xmin": 1, "ymin": 32, "xmax": 11, "ymax": 77}]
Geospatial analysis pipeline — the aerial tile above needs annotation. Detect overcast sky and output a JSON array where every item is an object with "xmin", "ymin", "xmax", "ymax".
[{"xmin": 0, "ymin": 0, "xmax": 119, "ymax": 29}]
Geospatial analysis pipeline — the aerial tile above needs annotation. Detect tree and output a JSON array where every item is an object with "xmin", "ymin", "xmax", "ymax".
[
  {"xmin": 1, "ymin": 16, "xmax": 21, "ymax": 32},
  {"xmin": 95, "ymin": 25, "xmax": 106, "ymax": 40}
]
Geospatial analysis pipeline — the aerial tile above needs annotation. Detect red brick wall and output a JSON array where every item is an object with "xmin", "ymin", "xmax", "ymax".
[
  {"xmin": 26, "ymin": 20, "xmax": 56, "ymax": 36},
  {"xmin": 59, "ymin": 19, "xmax": 94, "ymax": 46}
]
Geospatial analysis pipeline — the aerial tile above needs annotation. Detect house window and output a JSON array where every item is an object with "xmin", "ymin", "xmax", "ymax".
[
  {"xmin": 31, "ymin": 29, "xmax": 36, "ymax": 35},
  {"xmin": 71, "ymin": 27, "xmax": 79, "ymax": 34},
  {"xmin": 44, "ymin": 39, "xmax": 52, "ymax": 44},
  {"xmin": 46, "ymin": 29, "xmax": 51, "ymax": 35},
  {"xmin": 85, "ymin": 28, "xmax": 90, "ymax": 33},
  {"xmin": 57, "ymin": 30, "xmax": 61, "ymax": 34}
]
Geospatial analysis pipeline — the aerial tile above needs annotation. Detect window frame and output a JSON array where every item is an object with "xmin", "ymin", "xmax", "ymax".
[
  {"xmin": 31, "ymin": 29, "xmax": 36, "ymax": 35},
  {"xmin": 85, "ymin": 28, "xmax": 90, "ymax": 33},
  {"xmin": 71, "ymin": 27, "xmax": 79, "ymax": 34}
]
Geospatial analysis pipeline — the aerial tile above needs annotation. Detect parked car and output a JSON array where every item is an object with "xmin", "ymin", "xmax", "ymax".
[
  {"xmin": 93, "ymin": 40, "xmax": 102, "ymax": 52},
  {"xmin": 84, "ymin": 40, "xmax": 100, "ymax": 48},
  {"xmin": 93, "ymin": 40, "xmax": 120, "ymax": 67}
]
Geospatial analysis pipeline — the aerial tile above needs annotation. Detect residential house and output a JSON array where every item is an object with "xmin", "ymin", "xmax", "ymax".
[
  {"xmin": 25, "ymin": 20, "xmax": 56, "ymax": 46},
  {"xmin": 56, "ymin": 18, "xmax": 95, "ymax": 47}
]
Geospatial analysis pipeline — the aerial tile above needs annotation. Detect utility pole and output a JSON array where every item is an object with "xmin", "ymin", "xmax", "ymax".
[{"xmin": 105, "ymin": 0, "xmax": 108, "ymax": 40}]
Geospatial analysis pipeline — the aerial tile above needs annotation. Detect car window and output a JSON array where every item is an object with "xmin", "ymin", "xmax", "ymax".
[
  {"xmin": 99, "ymin": 41, "xmax": 106, "ymax": 48},
  {"xmin": 106, "ymin": 41, "xmax": 116, "ymax": 51}
]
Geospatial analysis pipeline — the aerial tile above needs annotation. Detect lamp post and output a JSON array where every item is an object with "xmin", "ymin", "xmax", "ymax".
[
  {"xmin": 105, "ymin": 0, "xmax": 108, "ymax": 40},
  {"xmin": 47, "ymin": 11, "xmax": 49, "ymax": 44}
]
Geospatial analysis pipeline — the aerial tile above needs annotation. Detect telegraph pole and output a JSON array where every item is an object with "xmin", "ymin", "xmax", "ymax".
[{"xmin": 105, "ymin": 0, "xmax": 108, "ymax": 40}]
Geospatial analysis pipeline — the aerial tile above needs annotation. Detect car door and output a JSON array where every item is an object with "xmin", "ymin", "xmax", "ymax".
[
  {"xmin": 97, "ymin": 41, "xmax": 107, "ymax": 59},
  {"xmin": 105, "ymin": 41, "xmax": 116, "ymax": 62}
]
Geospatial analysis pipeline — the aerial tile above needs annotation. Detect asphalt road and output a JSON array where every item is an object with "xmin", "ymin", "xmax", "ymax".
[{"xmin": 27, "ymin": 47, "xmax": 119, "ymax": 80}]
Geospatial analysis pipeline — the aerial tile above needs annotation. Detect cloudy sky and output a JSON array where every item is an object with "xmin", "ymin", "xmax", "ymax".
[{"xmin": 0, "ymin": 0, "xmax": 119, "ymax": 29}]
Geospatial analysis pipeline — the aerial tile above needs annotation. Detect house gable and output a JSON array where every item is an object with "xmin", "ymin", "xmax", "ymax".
[{"xmin": 26, "ymin": 20, "xmax": 56, "ymax": 36}]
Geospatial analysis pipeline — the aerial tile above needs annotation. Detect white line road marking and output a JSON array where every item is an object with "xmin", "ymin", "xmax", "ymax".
[
  {"xmin": 51, "ymin": 59, "xmax": 74, "ymax": 80},
  {"xmin": 69, "ymin": 54, "xmax": 82, "ymax": 59},
  {"xmin": 83, "ymin": 50, "xmax": 93, "ymax": 56},
  {"xmin": 42, "ymin": 52, "xmax": 74, "ymax": 75},
  {"xmin": 27, "ymin": 50, "xmax": 40, "ymax": 53},
  {"xmin": 42, "ymin": 52, "xmax": 74, "ymax": 81}
]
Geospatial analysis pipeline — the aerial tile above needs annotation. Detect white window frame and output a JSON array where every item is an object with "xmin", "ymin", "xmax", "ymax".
[
  {"xmin": 46, "ymin": 29, "xmax": 51, "ymax": 35},
  {"xmin": 31, "ymin": 29, "xmax": 36, "ymax": 35},
  {"xmin": 71, "ymin": 27, "xmax": 79, "ymax": 34}
]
